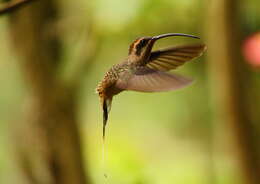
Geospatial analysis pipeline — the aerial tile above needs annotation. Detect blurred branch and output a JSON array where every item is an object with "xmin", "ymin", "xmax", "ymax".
[
  {"xmin": 0, "ymin": 0, "xmax": 35, "ymax": 16},
  {"xmin": 7, "ymin": 1, "xmax": 91, "ymax": 183},
  {"xmin": 206, "ymin": 0, "xmax": 260, "ymax": 183}
]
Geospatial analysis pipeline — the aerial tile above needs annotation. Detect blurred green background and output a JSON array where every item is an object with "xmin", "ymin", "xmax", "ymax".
[{"xmin": 0, "ymin": 0, "xmax": 259, "ymax": 184}]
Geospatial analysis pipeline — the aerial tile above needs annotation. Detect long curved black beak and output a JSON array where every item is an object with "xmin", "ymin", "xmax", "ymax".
[{"xmin": 152, "ymin": 33, "xmax": 200, "ymax": 41}]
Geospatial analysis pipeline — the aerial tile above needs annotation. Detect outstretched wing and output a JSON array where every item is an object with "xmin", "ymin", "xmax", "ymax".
[
  {"xmin": 146, "ymin": 44, "xmax": 206, "ymax": 71},
  {"xmin": 116, "ymin": 67, "xmax": 192, "ymax": 92}
]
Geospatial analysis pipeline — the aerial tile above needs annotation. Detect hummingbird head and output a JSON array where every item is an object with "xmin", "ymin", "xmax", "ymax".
[
  {"xmin": 128, "ymin": 37, "xmax": 154, "ymax": 62},
  {"xmin": 128, "ymin": 33, "xmax": 200, "ymax": 63}
]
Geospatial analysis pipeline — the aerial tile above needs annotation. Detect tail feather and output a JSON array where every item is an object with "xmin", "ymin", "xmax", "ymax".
[{"xmin": 102, "ymin": 100, "xmax": 108, "ymax": 141}]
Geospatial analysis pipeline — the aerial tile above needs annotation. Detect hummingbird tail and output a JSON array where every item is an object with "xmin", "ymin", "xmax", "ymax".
[{"xmin": 102, "ymin": 99, "xmax": 108, "ymax": 141}]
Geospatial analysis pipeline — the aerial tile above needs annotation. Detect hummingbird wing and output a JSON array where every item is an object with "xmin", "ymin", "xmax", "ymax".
[
  {"xmin": 116, "ymin": 67, "xmax": 192, "ymax": 92},
  {"xmin": 146, "ymin": 44, "xmax": 206, "ymax": 71}
]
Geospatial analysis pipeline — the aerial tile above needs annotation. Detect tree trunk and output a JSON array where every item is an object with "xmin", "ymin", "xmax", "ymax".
[
  {"xmin": 7, "ymin": 1, "xmax": 91, "ymax": 184},
  {"xmin": 206, "ymin": 0, "xmax": 260, "ymax": 184}
]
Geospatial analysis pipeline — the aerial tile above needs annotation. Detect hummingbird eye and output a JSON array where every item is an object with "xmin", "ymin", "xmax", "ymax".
[
  {"xmin": 129, "ymin": 38, "xmax": 150, "ymax": 55},
  {"xmin": 139, "ymin": 39, "xmax": 148, "ymax": 47},
  {"xmin": 136, "ymin": 39, "xmax": 148, "ymax": 50}
]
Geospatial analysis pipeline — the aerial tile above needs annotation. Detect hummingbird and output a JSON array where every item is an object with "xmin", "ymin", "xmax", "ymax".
[{"xmin": 96, "ymin": 33, "xmax": 206, "ymax": 140}]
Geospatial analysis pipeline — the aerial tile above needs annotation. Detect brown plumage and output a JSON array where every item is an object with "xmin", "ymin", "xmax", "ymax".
[{"xmin": 96, "ymin": 33, "xmax": 207, "ymax": 140}]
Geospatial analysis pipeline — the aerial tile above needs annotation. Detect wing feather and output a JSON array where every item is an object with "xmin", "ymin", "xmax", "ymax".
[
  {"xmin": 116, "ymin": 67, "xmax": 193, "ymax": 92},
  {"xmin": 147, "ymin": 44, "xmax": 206, "ymax": 71}
]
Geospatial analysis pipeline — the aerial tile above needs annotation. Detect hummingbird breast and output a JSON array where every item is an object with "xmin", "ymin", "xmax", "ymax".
[{"xmin": 96, "ymin": 62, "xmax": 130, "ymax": 98}]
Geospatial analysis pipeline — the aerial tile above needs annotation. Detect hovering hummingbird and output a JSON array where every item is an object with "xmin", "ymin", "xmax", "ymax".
[{"xmin": 96, "ymin": 33, "xmax": 206, "ymax": 140}]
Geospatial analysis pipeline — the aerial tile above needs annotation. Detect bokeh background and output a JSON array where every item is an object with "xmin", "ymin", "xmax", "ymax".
[{"xmin": 0, "ymin": 0, "xmax": 260, "ymax": 184}]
